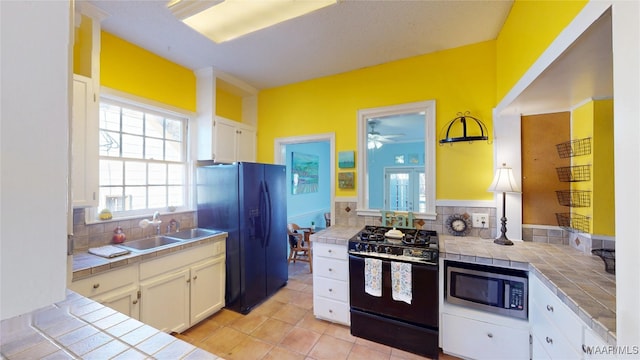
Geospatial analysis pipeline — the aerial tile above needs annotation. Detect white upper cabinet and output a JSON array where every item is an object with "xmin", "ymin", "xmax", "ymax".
[
  {"xmin": 212, "ymin": 116, "xmax": 256, "ymax": 163},
  {"xmin": 71, "ymin": 74, "xmax": 99, "ymax": 207}
]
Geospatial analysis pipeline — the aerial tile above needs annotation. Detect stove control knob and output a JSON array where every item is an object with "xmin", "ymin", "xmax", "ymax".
[
  {"xmin": 384, "ymin": 247, "xmax": 391, "ymax": 254},
  {"xmin": 355, "ymin": 243, "xmax": 362, "ymax": 251},
  {"xmin": 375, "ymin": 245, "xmax": 382, "ymax": 253}
]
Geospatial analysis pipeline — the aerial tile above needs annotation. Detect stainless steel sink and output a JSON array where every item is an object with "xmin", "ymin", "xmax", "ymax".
[
  {"xmin": 116, "ymin": 236, "xmax": 182, "ymax": 251},
  {"xmin": 165, "ymin": 228, "xmax": 222, "ymax": 241}
]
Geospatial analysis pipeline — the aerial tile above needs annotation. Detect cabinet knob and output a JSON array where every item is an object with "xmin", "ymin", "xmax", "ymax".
[
  {"xmin": 546, "ymin": 305, "xmax": 554, "ymax": 312},
  {"xmin": 187, "ymin": 279, "xmax": 191, "ymax": 283},
  {"xmin": 328, "ymin": 288, "xmax": 333, "ymax": 292},
  {"xmin": 328, "ymin": 249, "xmax": 332, "ymax": 253},
  {"xmin": 93, "ymin": 283, "xmax": 100, "ymax": 289},
  {"xmin": 328, "ymin": 268, "xmax": 333, "ymax": 272},
  {"xmin": 133, "ymin": 300, "xmax": 138, "ymax": 305},
  {"xmin": 487, "ymin": 333, "xmax": 493, "ymax": 338},
  {"xmin": 546, "ymin": 337, "xmax": 553, "ymax": 344},
  {"xmin": 329, "ymin": 309, "xmax": 333, "ymax": 313},
  {"xmin": 193, "ymin": 275, "xmax": 198, "ymax": 280}
]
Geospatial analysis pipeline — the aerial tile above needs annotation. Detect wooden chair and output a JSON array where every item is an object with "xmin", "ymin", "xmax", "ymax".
[{"xmin": 287, "ymin": 223, "xmax": 312, "ymax": 272}]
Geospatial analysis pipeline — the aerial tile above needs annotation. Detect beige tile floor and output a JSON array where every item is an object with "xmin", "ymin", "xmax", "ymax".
[{"xmin": 175, "ymin": 262, "xmax": 459, "ymax": 360}]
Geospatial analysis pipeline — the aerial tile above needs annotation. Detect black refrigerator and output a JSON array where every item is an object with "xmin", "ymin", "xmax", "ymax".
[{"xmin": 196, "ymin": 161, "xmax": 288, "ymax": 314}]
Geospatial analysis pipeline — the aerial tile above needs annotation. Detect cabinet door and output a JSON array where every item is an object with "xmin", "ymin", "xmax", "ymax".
[
  {"xmin": 442, "ymin": 313, "xmax": 530, "ymax": 360},
  {"xmin": 71, "ymin": 75, "xmax": 99, "ymax": 207},
  {"xmin": 236, "ymin": 124, "xmax": 256, "ymax": 162},
  {"xmin": 213, "ymin": 119, "xmax": 237, "ymax": 163},
  {"xmin": 140, "ymin": 268, "xmax": 190, "ymax": 333},
  {"xmin": 95, "ymin": 286, "xmax": 140, "ymax": 320},
  {"xmin": 190, "ymin": 255, "xmax": 225, "ymax": 325}
]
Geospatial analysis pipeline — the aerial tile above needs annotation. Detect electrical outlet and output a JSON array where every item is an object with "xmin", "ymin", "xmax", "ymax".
[{"xmin": 472, "ymin": 213, "xmax": 489, "ymax": 228}]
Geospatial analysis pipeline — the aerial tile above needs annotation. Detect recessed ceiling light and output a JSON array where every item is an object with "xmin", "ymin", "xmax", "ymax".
[{"xmin": 169, "ymin": 0, "xmax": 337, "ymax": 43}]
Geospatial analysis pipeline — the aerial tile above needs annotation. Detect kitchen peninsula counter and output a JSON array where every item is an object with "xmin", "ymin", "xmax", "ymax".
[{"xmin": 440, "ymin": 235, "xmax": 616, "ymax": 345}]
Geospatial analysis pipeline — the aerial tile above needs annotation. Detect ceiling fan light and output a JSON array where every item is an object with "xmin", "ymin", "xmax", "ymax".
[{"xmin": 174, "ymin": 0, "xmax": 337, "ymax": 43}]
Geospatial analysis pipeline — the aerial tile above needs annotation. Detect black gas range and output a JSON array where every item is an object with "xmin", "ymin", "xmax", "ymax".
[{"xmin": 348, "ymin": 225, "xmax": 439, "ymax": 265}]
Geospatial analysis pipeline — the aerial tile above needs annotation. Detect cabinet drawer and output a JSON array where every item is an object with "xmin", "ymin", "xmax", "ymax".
[
  {"xmin": 530, "ymin": 275, "xmax": 583, "ymax": 348},
  {"xmin": 313, "ymin": 276, "xmax": 348, "ymax": 302},
  {"xmin": 69, "ymin": 265, "xmax": 138, "ymax": 298},
  {"xmin": 530, "ymin": 301, "xmax": 582, "ymax": 359},
  {"xmin": 140, "ymin": 242, "xmax": 216, "ymax": 280},
  {"xmin": 442, "ymin": 313, "xmax": 530, "ymax": 360},
  {"xmin": 313, "ymin": 296, "xmax": 350, "ymax": 326},
  {"xmin": 314, "ymin": 257, "xmax": 348, "ymax": 281},
  {"xmin": 314, "ymin": 243, "xmax": 347, "ymax": 260}
]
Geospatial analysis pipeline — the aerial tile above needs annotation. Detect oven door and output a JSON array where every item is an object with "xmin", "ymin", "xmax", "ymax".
[{"xmin": 348, "ymin": 254, "xmax": 438, "ymax": 328}]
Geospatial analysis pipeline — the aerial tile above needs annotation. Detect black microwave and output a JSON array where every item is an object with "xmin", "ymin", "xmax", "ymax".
[{"xmin": 445, "ymin": 261, "xmax": 528, "ymax": 320}]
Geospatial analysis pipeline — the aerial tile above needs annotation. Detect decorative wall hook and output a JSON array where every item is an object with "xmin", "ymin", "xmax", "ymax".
[{"xmin": 439, "ymin": 111, "xmax": 490, "ymax": 144}]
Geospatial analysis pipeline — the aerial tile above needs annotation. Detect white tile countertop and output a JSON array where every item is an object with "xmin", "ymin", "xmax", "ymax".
[{"xmin": 0, "ymin": 290, "xmax": 221, "ymax": 359}]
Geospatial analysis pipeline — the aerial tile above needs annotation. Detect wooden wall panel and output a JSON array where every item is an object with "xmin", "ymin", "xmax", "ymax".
[{"xmin": 521, "ymin": 112, "xmax": 571, "ymax": 225}]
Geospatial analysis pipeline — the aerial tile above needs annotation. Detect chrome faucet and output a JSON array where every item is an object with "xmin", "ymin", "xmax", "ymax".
[
  {"xmin": 152, "ymin": 211, "xmax": 161, "ymax": 235},
  {"xmin": 167, "ymin": 218, "xmax": 180, "ymax": 234}
]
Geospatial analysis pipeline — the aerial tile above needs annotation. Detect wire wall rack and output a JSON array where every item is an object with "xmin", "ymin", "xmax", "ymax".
[
  {"xmin": 556, "ymin": 137, "xmax": 592, "ymax": 158},
  {"xmin": 556, "ymin": 213, "xmax": 591, "ymax": 233},
  {"xmin": 556, "ymin": 165, "xmax": 591, "ymax": 182},
  {"xmin": 555, "ymin": 190, "xmax": 591, "ymax": 207}
]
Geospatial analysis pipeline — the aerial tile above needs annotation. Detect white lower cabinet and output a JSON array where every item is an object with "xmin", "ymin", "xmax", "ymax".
[
  {"xmin": 71, "ymin": 237, "xmax": 226, "ymax": 333},
  {"xmin": 190, "ymin": 255, "xmax": 225, "ymax": 325},
  {"xmin": 530, "ymin": 275, "xmax": 584, "ymax": 359},
  {"xmin": 442, "ymin": 312, "xmax": 530, "ymax": 360},
  {"xmin": 139, "ymin": 241, "xmax": 226, "ymax": 333},
  {"xmin": 69, "ymin": 265, "xmax": 140, "ymax": 319},
  {"xmin": 140, "ymin": 268, "xmax": 191, "ymax": 333},
  {"xmin": 313, "ymin": 242, "xmax": 350, "ymax": 325}
]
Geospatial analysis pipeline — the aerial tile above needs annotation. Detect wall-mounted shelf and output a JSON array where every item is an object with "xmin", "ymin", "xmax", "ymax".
[
  {"xmin": 556, "ymin": 137, "xmax": 591, "ymax": 158},
  {"xmin": 556, "ymin": 212, "xmax": 591, "ymax": 233},
  {"xmin": 556, "ymin": 165, "xmax": 591, "ymax": 182},
  {"xmin": 555, "ymin": 190, "xmax": 591, "ymax": 207}
]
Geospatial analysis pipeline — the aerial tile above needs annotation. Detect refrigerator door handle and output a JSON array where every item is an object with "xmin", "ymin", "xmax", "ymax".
[{"xmin": 264, "ymin": 181, "xmax": 272, "ymax": 246}]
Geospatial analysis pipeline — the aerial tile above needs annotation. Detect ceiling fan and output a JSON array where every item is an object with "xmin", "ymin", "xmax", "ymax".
[{"xmin": 368, "ymin": 120, "xmax": 403, "ymax": 149}]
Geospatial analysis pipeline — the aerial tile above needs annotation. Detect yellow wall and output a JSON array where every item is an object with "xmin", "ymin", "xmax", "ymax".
[
  {"xmin": 216, "ymin": 87, "xmax": 243, "ymax": 121},
  {"xmin": 258, "ymin": 41, "xmax": 496, "ymax": 199},
  {"xmin": 571, "ymin": 99, "xmax": 615, "ymax": 236},
  {"xmin": 496, "ymin": 0, "xmax": 588, "ymax": 102},
  {"xmin": 100, "ymin": 31, "xmax": 196, "ymax": 112}
]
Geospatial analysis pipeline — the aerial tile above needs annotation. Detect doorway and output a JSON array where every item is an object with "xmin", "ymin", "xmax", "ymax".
[{"xmin": 274, "ymin": 133, "xmax": 335, "ymax": 228}]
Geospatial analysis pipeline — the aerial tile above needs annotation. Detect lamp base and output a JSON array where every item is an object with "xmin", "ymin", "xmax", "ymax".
[{"xmin": 493, "ymin": 235, "xmax": 514, "ymax": 246}]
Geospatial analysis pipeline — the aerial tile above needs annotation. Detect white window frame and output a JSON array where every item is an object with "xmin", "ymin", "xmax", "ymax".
[{"xmin": 87, "ymin": 91, "xmax": 194, "ymax": 223}]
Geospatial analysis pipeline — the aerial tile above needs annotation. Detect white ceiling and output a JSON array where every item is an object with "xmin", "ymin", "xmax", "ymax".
[{"xmin": 89, "ymin": 0, "xmax": 514, "ymax": 90}]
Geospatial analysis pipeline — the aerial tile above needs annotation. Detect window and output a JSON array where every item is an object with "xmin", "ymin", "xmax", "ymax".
[{"xmin": 97, "ymin": 100, "xmax": 188, "ymax": 217}]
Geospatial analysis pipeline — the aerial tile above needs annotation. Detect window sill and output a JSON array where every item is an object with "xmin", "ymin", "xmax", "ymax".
[{"xmin": 84, "ymin": 208, "xmax": 196, "ymax": 225}]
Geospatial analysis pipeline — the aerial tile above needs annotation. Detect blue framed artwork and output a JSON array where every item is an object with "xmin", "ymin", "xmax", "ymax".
[
  {"xmin": 338, "ymin": 150, "xmax": 355, "ymax": 168},
  {"xmin": 292, "ymin": 152, "xmax": 319, "ymax": 194}
]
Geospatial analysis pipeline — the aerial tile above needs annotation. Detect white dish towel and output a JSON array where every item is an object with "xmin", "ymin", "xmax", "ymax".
[
  {"xmin": 391, "ymin": 261, "xmax": 412, "ymax": 304},
  {"xmin": 364, "ymin": 258, "xmax": 382, "ymax": 297}
]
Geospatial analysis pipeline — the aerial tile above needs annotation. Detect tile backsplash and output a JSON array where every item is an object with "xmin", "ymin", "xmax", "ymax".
[{"xmin": 72, "ymin": 209, "xmax": 196, "ymax": 252}]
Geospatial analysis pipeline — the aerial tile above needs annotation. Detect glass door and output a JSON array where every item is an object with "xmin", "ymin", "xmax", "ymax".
[{"xmin": 384, "ymin": 167, "xmax": 425, "ymax": 212}]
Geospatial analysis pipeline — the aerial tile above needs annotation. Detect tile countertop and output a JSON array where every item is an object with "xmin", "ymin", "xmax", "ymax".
[
  {"xmin": 72, "ymin": 231, "xmax": 228, "ymax": 281},
  {"xmin": 0, "ymin": 290, "xmax": 220, "ymax": 359},
  {"xmin": 311, "ymin": 226, "xmax": 617, "ymax": 345}
]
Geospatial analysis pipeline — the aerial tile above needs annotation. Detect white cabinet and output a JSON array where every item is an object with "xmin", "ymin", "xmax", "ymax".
[
  {"xmin": 442, "ymin": 311, "xmax": 530, "ymax": 360},
  {"xmin": 530, "ymin": 275, "xmax": 584, "ymax": 359},
  {"xmin": 71, "ymin": 74, "xmax": 99, "ymax": 208},
  {"xmin": 190, "ymin": 255, "xmax": 225, "ymax": 325},
  {"xmin": 313, "ymin": 243, "xmax": 350, "ymax": 325},
  {"xmin": 139, "ymin": 240, "xmax": 225, "ymax": 333},
  {"xmin": 211, "ymin": 116, "xmax": 256, "ymax": 163},
  {"xmin": 140, "ymin": 268, "xmax": 191, "ymax": 333},
  {"xmin": 69, "ymin": 265, "xmax": 139, "ymax": 319}
]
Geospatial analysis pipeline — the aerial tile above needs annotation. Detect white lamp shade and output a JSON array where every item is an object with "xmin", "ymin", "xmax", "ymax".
[{"xmin": 488, "ymin": 165, "xmax": 521, "ymax": 193}]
